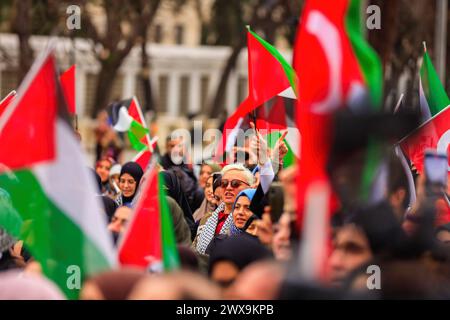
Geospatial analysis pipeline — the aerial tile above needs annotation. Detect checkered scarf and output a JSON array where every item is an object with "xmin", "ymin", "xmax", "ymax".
[{"xmin": 195, "ymin": 202, "xmax": 231, "ymax": 254}]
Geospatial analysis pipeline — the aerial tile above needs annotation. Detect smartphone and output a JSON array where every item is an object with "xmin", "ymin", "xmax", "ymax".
[{"xmin": 424, "ymin": 149, "xmax": 448, "ymax": 188}]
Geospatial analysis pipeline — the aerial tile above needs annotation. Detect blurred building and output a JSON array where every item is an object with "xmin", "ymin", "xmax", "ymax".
[{"xmin": 0, "ymin": 33, "xmax": 292, "ymax": 120}]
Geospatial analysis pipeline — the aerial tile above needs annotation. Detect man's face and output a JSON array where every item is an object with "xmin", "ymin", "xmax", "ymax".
[
  {"xmin": 108, "ymin": 207, "xmax": 132, "ymax": 234},
  {"xmin": 328, "ymin": 224, "xmax": 372, "ymax": 287},
  {"xmin": 221, "ymin": 170, "xmax": 251, "ymax": 205},
  {"xmin": 167, "ymin": 138, "xmax": 184, "ymax": 158}
]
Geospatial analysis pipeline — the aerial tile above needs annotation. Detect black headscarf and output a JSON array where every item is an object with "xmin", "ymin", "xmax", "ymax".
[
  {"xmin": 119, "ymin": 162, "xmax": 144, "ymax": 203},
  {"xmin": 100, "ymin": 195, "xmax": 118, "ymax": 223},
  {"xmin": 161, "ymin": 171, "xmax": 196, "ymax": 238},
  {"xmin": 208, "ymin": 234, "xmax": 272, "ymax": 275}
]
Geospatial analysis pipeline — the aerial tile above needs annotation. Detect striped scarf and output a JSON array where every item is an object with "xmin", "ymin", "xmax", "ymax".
[{"xmin": 196, "ymin": 202, "xmax": 232, "ymax": 254}]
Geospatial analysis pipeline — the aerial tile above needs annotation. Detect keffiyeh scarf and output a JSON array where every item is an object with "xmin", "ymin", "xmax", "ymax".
[{"xmin": 196, "ymin": 202, "xmax": 232, "ymax": 254}]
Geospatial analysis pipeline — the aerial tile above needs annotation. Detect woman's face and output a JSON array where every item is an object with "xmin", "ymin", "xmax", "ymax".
[
  {"xmin": 119, "ymin": 173, "xmax": 137, "ymax": 197},
  {"xmin": 96, "ymin": 160, "xmax": 111, "ymax": 183},
  {"xmin": 233, "ymin": 196, "xmax": 253, "ymax": 229},
  {"xmin": 272, "ymin": 213, "xmax": 292, "ymax": 261},
  {"xmin": 205, "ymin": 176, "xmax": 214, "ymax": 203},
  {"xmin": 199, "ymin": 165, "xmax": 213, "ymax": 189},
  {"xmin": 213, "ymin": 186, "xmax": 222, "ymax": 205}
]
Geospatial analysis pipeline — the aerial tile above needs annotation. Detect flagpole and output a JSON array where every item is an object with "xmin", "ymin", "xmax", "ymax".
[{"xmin": 393, "ymin": 93, "xmax": 404, "ymax": 114}]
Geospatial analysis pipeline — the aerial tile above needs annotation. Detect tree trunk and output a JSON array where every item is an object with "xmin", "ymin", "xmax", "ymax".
[
  {"xmin": 206, "ymin": 39, "xmax": 245, "ymax": 118},
  {"xmin": 12, "ymin": 0, "xmax": 33, "ymax": 82},
  {"xmin": 140, "ymin": 41, "xmax": 155, "ymax": 113},
  {"xmin": 90, "ymin": 59, "xmax": 121, "ymax": 118}
]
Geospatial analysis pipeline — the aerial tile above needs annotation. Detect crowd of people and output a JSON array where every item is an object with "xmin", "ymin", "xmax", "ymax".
[{"xmin": 1, "ymin": 107, "xmax": 450, "ymax": 301}]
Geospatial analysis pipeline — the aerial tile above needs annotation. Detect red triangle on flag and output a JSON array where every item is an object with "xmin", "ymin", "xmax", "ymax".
[
  {"xmin": 248, "ymin": 32, "xmax": 292, "ymax": 106},
  {"xmin": 0, "ymin": 52, "xmax": 57, "ymax": 170},
  {"xmin": 128, "ymin": 97, "xmax": 152, "ymax": 147},
  {"xmin": 60, "ymin": 65, "xmax": 76, "ymax": 114},
  {"xmin": 118, "ymin": 167, "xmax": 162, "ymax": 268}
]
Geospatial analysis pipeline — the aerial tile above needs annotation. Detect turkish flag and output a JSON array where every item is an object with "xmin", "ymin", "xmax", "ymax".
[{"xmin": 400, "ymin": 106, "xmax": 450, "ymax": 175}]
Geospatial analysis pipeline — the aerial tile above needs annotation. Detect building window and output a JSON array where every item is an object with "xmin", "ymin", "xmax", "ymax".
[
  {"xmin": 154, "ymin": 24, "xmax": 163, "ymax": 43},
  {"xmin": 180, "ymin": 75, "xmax": 190, "ymax": 116},
  {"xmin": 85, "ymin": 73, "xmax": 98, "ymax": 117},
  {"xmin": 158, "ymin": 74, "xmax": 168, "ymax": 113},
  {"xmin": 175, "ymin": 25, "xmax": 184, "ymax": 45},
  {"xmin": 200, "ymin": 75, "xmax": 210, "ymax": 112},
  {"xmin": 238, "ymin": 75, "xmax": 248, "ymax": 104}
]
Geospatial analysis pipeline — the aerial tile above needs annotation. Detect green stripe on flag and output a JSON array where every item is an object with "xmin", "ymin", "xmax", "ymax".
[
  {"xmin": 421, "ymin": 51, "xmax": 450, "ymax": 116},
  {"xmin": 346, "ymin": 0, "xmax": 383, "ymax": 110},
  {"xmin": 128, "ymin": 120, "xmax": 149, "ymax": 151},
  {"xmin": 0, "ymin": 170, "xmax": 111, "ymax": 299},
  {"xmin": 157, "ymin": 173, "xmax": 180, "ymax": 271},
  {"xmin": 248, "ymin": 28, "xmax": 298, "ymax": 97},
  {"xmin": 264, "ymin": 131, "xmax": 296, "ymax": 168}
]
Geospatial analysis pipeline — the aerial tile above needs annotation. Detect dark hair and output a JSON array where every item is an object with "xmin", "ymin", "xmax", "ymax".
[
  {"xmin": 388, "ymin": 152, "xmax": 410, "ymax": 210},
  {"xmin": 212, "ymin": 173, "xmax": 222, "ymax": 193}
]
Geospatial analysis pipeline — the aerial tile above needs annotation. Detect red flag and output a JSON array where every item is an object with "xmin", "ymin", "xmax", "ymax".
[
  {"xmin": 0, "ymin": 90, "xmax": 17, "ymax": 118},
  {"xmin": 215, "ymin": 28, "xmax": 297, "ymax": 160},
  {"xmin": 247, "ymin": 30, "xmax": 293, "ymax": 106},
  {"xmin": 60, "ymin": 65, "xmax": 76, "ymax": 114},
  {"xmin": 0, "ymin": 53, "xmax": 57, "ymax": 170},
  {"xmin": 132, "ymin": 138, "xmax": 158, "ymax": 171},
  {"xmin": 118, "ymin": 166, "xmax": 180, "ymax": 270},
  {"xmin": 293, "ymin": 0, "xmax": 372, "ymax": 281},
  {"xmin": 400, "ymin": 106, "xmax": 450, "ymax": 175}
]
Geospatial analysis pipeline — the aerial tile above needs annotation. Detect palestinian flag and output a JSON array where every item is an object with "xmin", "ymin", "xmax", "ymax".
[
  {"xmin": 419, "ymin": 46, "xmax": 450, "ymax": 121},
  {"xmin": 132, "ymin": 136, "xmax": 159, "ymax": 171},
  {"xmin": 110, "ymin": 97, "xmax": 151, "ymax": 152},
  {"xmin": 0, "ymin": 48, "xmax": 115, "ymax": 299},
  {"xmin": 0, "ymin": 90, "xmax": 17, "ymax": 117},
  {"xmin": 400, "ymin": 105, "xmax": 450, "ymax": 175},
  {"xmin": 215, "ymin": 27, "xmax": 298, "ymax": 161},
  {"xmin": 60, "ymin": 65, "xmax": 76, "ymax": 114},
  {"xmin": 294, "ymin": 0, "xmax": 383, "ymax": 281},
  {"xmin": 255, "ymin": 96, "xmax": 300, "ymax": 168},
  {"xmin": 118, "ymin": 164, "xmax": 180, "ymax": 271}
]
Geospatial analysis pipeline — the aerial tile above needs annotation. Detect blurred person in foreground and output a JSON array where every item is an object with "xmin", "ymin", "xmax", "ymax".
[{"xmin": 207, "ymin": 234, "xmax": 272, "ymax": 290}]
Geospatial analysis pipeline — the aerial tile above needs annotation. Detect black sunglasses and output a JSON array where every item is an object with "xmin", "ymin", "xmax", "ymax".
[{"xmin": 221, "ymin": 179, "xmax": 250, "ymax": 189}]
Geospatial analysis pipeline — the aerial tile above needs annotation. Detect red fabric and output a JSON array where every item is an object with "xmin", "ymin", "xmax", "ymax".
[
  {"xmin": 255, "ymin": 96, "xmax": 288, "ymax": 131},
  {"xmin": 215, "ymin": 210, "xmax": 228, "ymax": 235},
  {"xmin": 0, "ymin": 54, "xmax": 57, "ymax": 170},
  {"xmin": 247, "ymin": 32, "xmax": 292, "ymax": 107},
  {"xmin": 293, "ymin": 0, "xmax": 365, "ymax": 280},
  {"xmin": 400, "ymin": 106, "xmax": 450, "ymax": 175},
  {"xmin": 119, "ymin": 168, "xmax": 161, "ymax": 268},
  {"xmin": 215, "ymin": 30, "xmax": 293, "ymax": 161},
  {"xmin": 60, "ymin": 65, "xmax": 76, "ymax": 114},
  {"xmin": 133, "ymin": 149, "xmax": 152, "ymax": 171},
  {"xmin": 0, "ymin": 91, "xmax": 17, "ymax": 118},
  {"xmin": 435, "ymin": 198, "xmax": 450, "ymax": 226}
]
